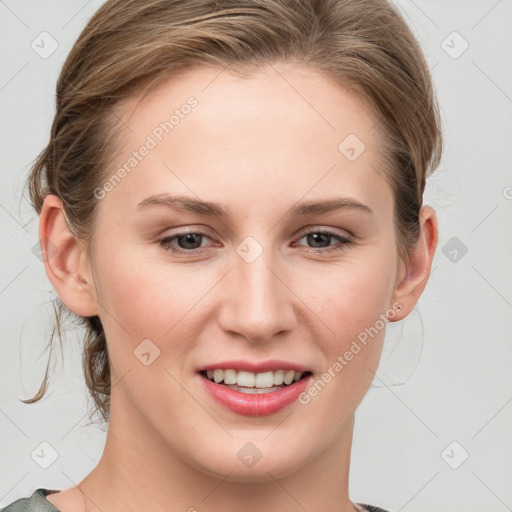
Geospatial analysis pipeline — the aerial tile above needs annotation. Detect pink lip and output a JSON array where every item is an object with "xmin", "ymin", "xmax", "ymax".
[
  {"xmin": 198, "ymin": 372, "xmax": 312, "ymax": 417},
  {"xmin": 197, "ymin": 359, "xmax": 310, "ymax": 373}
]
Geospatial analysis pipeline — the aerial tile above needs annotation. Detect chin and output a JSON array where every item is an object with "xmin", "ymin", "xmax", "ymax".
[{"xmin": 187, "ymin": 436, "xmax": 317, "ymax": 483}]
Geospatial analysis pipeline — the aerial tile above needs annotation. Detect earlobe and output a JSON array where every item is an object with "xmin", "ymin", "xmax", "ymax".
[
  {"xmin": 39, "ymin": 194, "xmax": 99, "ymax": 317},
  {"xmin": 389, "ymin": 206, "xmax": 438, "ymax": 322}
]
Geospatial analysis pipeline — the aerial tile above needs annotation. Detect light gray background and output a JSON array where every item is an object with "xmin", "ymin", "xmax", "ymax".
[{"xmin": 1, "ymin": 1, "xmax": 511, "ymax": 511}]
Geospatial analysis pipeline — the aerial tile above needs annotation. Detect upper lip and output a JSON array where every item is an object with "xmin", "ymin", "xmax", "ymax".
[{"xmin": 198, "ymin": 359, "xmax": 310, "ymax": 373}]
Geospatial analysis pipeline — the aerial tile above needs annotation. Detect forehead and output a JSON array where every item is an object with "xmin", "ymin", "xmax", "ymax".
[
  {"xmin": 123, "ymin": 62, "xmax": 380, "ymax": 144},
  {"xmin": 102, "ymin": 62, "xmax": 392, "ymax": 219}
]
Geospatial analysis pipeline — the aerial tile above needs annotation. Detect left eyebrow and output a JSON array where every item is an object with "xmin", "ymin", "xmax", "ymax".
[
  {"xmin": 136, "ymin": 194, "xmax": 373, "ymax": 218},
  {"xmin": 288, "ymin": 198, "xmax": 373, "ymax": 216}
]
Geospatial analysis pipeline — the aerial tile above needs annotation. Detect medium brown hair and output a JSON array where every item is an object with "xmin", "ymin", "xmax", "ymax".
[{"xmin": 23, "ymin": 0, "xmax": 442, "ymax": 423}]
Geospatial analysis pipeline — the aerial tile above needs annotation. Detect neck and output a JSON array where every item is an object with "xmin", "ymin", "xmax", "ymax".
[{"xmin": 76, "ymin": 389, "xmax": 359, "ymax": 512}]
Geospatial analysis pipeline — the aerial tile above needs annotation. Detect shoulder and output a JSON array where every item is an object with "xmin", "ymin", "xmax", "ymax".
[
  {"xmin": 357, "ymin": 504, "xmax": 394, "ymax": 512},
  {"xmin": 2, "ymin": 491, "xmax": 392, "ymax": 512},
  {"xmin": 1, "ymin": 489, "xmax": 60, "ymax": 512}
]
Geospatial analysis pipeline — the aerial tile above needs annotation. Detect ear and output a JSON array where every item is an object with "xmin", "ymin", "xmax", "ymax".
[
  {"xmin": 39, "ymin": 194, "xmax": 99, "ymax": 317},
  {"xmin": 389, "ymin": 205, "xmax": 438, "ymax": 321}
]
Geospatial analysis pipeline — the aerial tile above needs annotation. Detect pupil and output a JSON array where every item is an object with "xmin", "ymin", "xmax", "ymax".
[
  {"xmin": 179, "ymin": 233, "xmax": 201, "ymax": 249},
  {"xmin": 308, "ymin": 232, "xmax": 329, "ymax": 248}
]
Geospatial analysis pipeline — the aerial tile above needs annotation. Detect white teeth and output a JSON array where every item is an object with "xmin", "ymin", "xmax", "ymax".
[
  {"xmin": 237, "ymin": 371, "xmax": 255, "ymax": 387},
  {"xmin": 255, "ymin": 371, "xmax": 274, "ymax": 388},
  {"xmin": 224, "ymin": 369, "xmax": 237, "ymax": 385},
  {"xmin": 283, "ymin": 370, "xmax": 295, "ymax": 385},
  {"xmin": 273, "ymin": 369, "xmax": 284, "ymax": 385},
  {"xmin": 204, "ymin": 368, "xmax": 306, "ymax": 388}
]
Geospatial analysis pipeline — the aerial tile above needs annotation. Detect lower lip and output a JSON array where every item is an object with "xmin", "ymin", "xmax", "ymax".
[{"xmin": 199, "ymin": 374, "xmax": 312, "ymax": 417}]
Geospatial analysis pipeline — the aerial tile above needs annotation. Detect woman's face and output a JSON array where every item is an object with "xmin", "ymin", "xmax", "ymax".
[{"xmin": 85, "ymin": 62, "xmax": 408, "ymax": 479}]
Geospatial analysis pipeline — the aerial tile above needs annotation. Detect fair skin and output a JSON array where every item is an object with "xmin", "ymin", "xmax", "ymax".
[{"xmin": 40, "ymin": 62, "xmax": 437, "ymax": 512}]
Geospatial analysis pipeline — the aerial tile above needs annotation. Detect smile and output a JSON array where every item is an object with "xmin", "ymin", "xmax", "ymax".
[
  {"xmin": 204, "ymin": 369, "xmax": 305, "ymax": 391},
  {"xmin": 197, "ymin": 363, "xmax": 312, "ymax": 416}
]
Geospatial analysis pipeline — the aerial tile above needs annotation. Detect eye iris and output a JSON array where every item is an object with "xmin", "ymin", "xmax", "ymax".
[
  {"xmin": 178, "ymin": 233, "xmax": 202, "ymax": 249},
  {"xmin": 308, "ymin": 232, "xmax": 330, "ymax": 248}
]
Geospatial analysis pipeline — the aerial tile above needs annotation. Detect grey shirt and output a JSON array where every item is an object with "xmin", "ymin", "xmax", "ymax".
[{"xmin": 1, "ymin": 488, "xmax": 393, "ymax": 512}]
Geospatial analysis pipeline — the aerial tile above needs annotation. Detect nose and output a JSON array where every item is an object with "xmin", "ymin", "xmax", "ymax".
[{"xmin": 217, "ymin": 247, "xmax": 296, "ymax": 344}]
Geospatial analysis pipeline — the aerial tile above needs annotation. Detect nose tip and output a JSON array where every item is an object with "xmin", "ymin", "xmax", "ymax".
[{"xmin": 217, "ymin": 257, "xmax": 296, "ymax": 344}]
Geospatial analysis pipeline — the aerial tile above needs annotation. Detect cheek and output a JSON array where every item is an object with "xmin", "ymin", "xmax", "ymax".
[
  {"xmin": 298, "ymin": 247, "xmax": 397, "ymax": 401},
  {"xmin": 90, "ymin": 241, "xmax": 230, "ymax": 383},
  {"xmin": 91, "ymin": 250, "xmax": 209, "ymax": 395},
  {"xmin": 92, "ymin": 238, "xmax": 195, "ymax": 336},
  {"xmin": 305, "ymin": 249, "xmax": 397, "ymax": 341}
]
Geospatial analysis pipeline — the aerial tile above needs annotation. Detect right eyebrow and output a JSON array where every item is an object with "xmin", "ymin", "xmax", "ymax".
[{"xmin": 137, "ymin": 194, "xmax": 231, "ymax": 219}]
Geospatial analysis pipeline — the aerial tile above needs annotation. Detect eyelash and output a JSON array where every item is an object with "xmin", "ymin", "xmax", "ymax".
[{"xmin": 157, "ymin": 228, "xmax": 352, "ymax": 255}]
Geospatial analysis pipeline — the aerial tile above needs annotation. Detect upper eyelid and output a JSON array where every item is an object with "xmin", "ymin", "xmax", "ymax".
[{"xmin": 160, "ymin": 225, "xmax": 350, "ymax": 238}]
